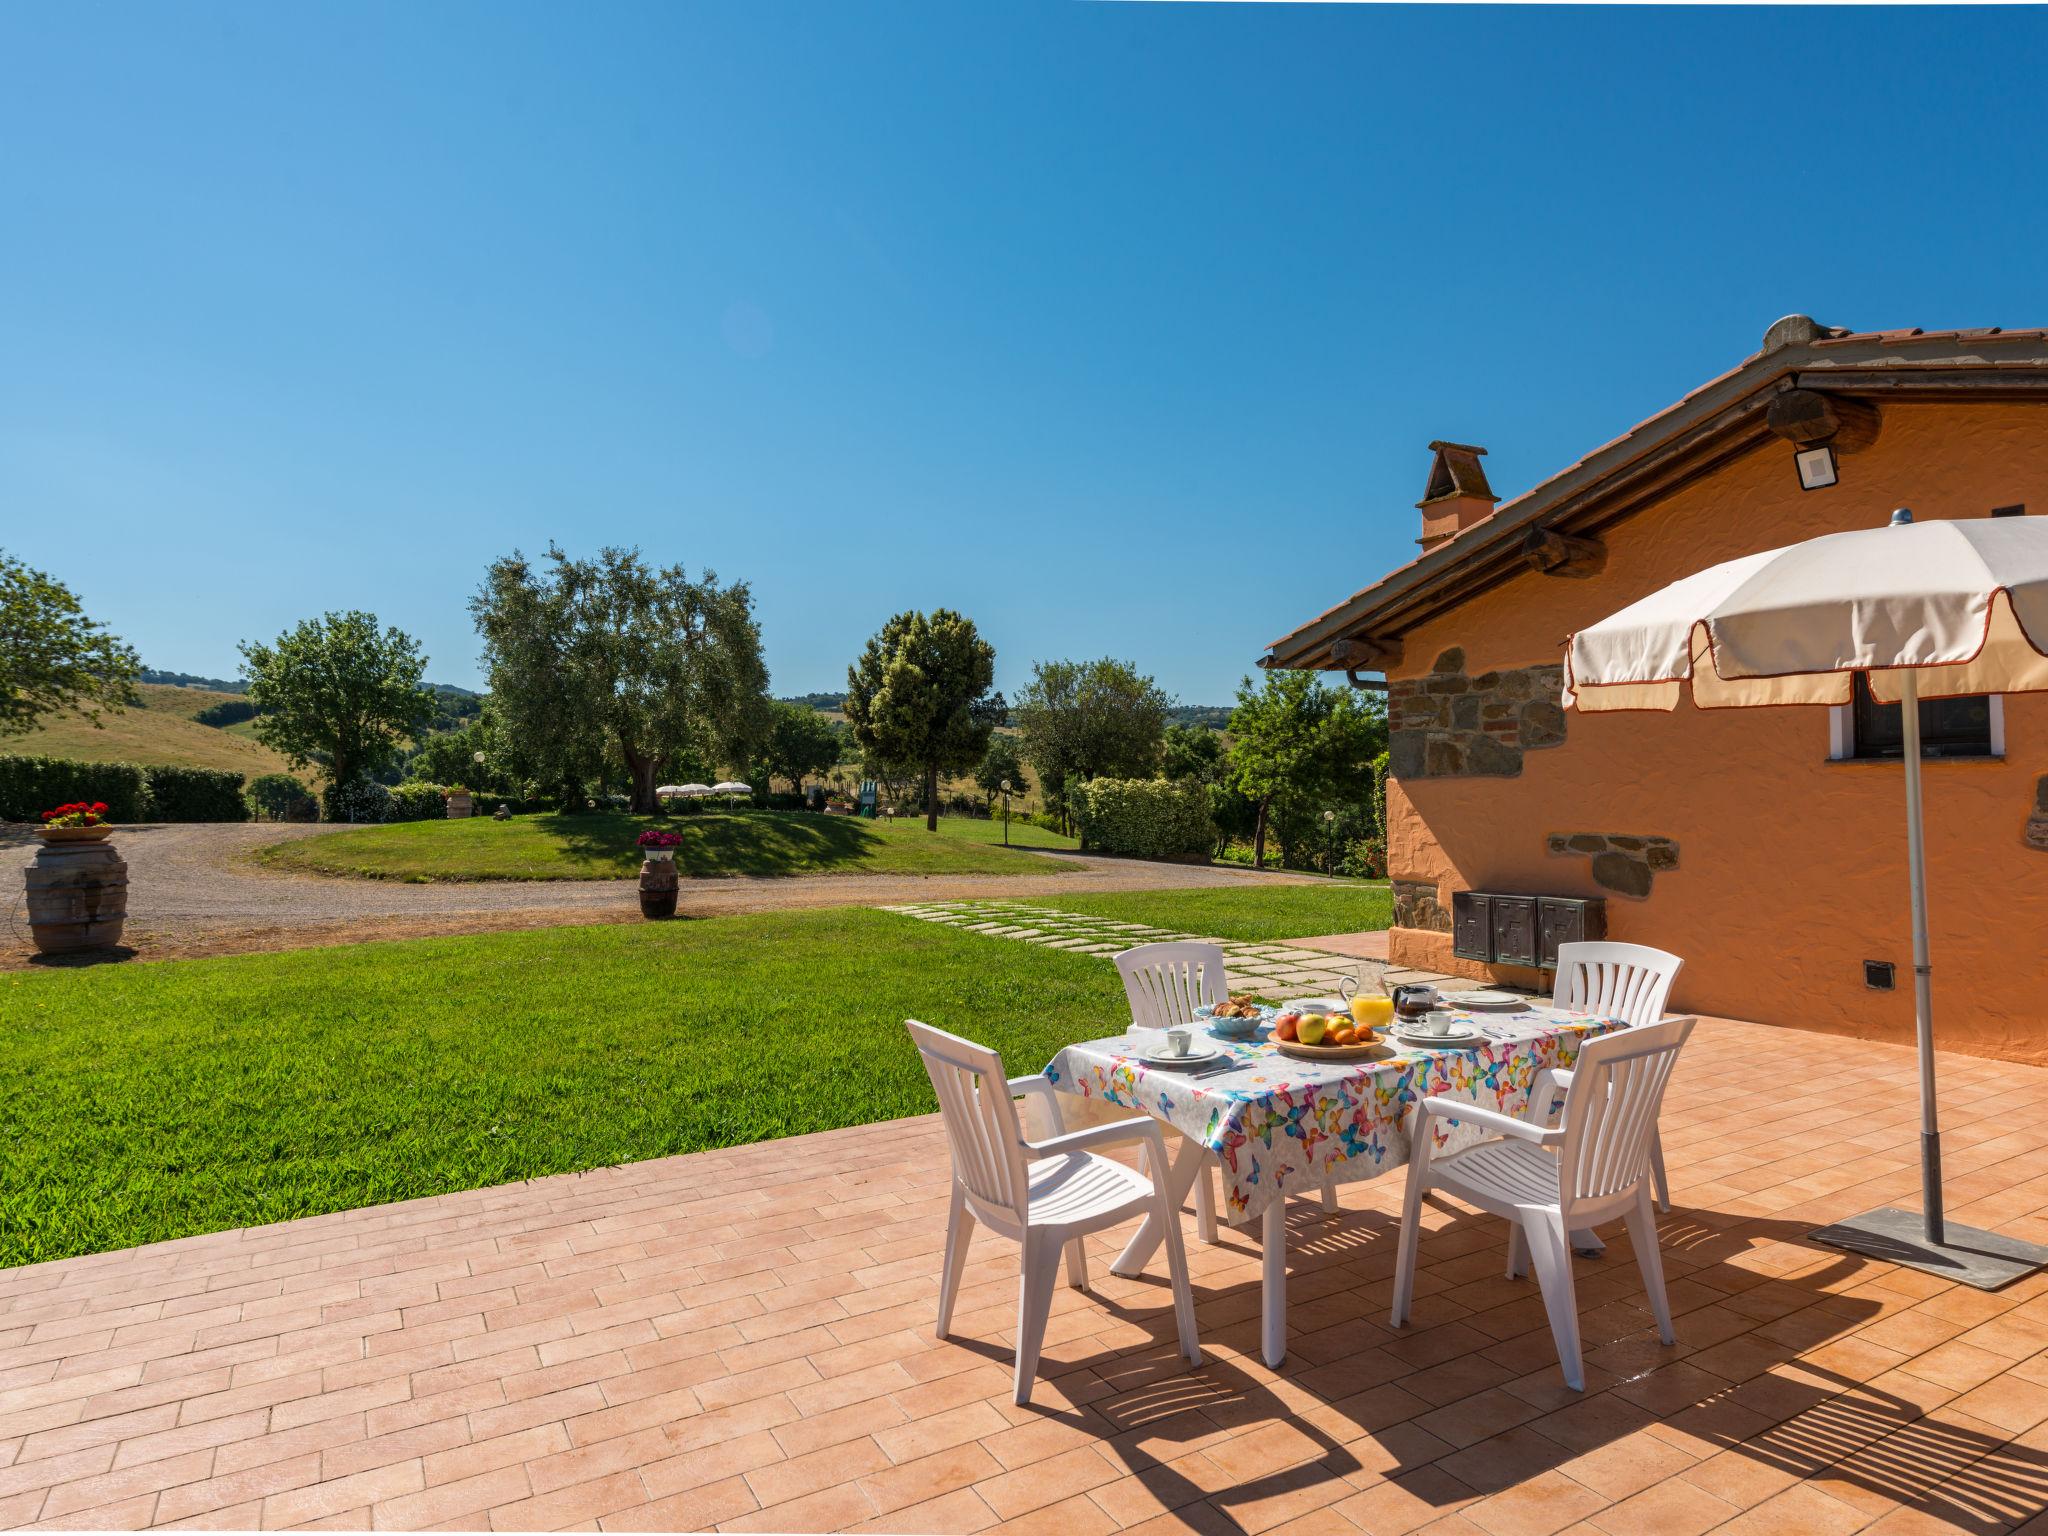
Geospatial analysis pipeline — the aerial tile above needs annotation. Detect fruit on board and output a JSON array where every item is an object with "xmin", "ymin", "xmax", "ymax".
[
  {"xmin": 1297, "ymin": 1014, "xmax": 1328, "ymax": 1047},
  {"xmin": 1275, "ymin": 1010, "xmax": 1301, "ymax": 1030},
  {"xmin": 1274, "ymin": 1014, "xmax": 1298, "ymax": 1042},
  {"xmin": 1330, "ymin": 1025, "xmax": 1355, "ymax": 1047}
]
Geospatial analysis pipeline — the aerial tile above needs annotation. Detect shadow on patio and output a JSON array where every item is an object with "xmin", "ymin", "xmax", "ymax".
[{"xmin": 2, "ymin": 1016, "xmax": 2046, "ymax": 1531}]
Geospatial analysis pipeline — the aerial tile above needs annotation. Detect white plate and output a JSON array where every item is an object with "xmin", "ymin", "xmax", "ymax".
[
  {"xmin": 1136, "ymin": 1045, "xmax": 1229, "ymax": 1069},
  {"xmin": 1395, "ymin": 1027, "xmax": 1489, "ymax": 1049},
  {"xmin": 1444, "ymin": 990, "xmax": 1526, "ymax": 1009}
]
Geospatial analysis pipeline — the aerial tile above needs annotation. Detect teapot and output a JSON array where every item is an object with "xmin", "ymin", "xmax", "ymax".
[{"xmin": 1392, "ymin": 984, "xmax": 1441, "ymax": 1022}]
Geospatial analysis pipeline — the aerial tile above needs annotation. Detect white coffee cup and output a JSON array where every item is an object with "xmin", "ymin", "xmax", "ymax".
[
  {"xmin": 1422, "ymin": 1009, "xmax": 1454, "ymax": 1037},
  {"xmin": 1165, "ymin": 1028, "xmax": 1191, "ymax": 1058}
]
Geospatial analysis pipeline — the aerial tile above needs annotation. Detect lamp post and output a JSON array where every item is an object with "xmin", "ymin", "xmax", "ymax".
[
  {"xmin": 1324, "ymin": 808, "xmax": 1337, "ymax": 876},
  {"xmin": 1000, "ymin": 779, "xmax": 1012, "ymax": 847}
]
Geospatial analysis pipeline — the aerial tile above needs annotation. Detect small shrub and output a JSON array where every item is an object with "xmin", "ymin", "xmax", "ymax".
[
  {"xmin": 1073, "ymin": 778, "xmax": 1216, "ymax": 862},
  {"xmin": 247, "ymin": 772, "xmax": 315, "ymax": 822},
  {"xmin": 0, "ymin": 756, "xmax": 151, "ymax": 823}
]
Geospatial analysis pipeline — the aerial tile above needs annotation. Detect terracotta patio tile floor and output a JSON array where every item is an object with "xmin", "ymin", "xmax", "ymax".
[{"xmin": 5, "ymin": 1015, "xmax": 2048, "ymax": 1533}]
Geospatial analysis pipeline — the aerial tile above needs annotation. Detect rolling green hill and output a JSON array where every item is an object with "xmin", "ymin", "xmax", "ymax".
[{"xmin": 10, "ymin": 684, "xmax": 302, "ymax": 782}]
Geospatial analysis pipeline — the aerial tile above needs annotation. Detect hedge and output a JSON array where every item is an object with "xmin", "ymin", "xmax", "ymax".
[
  {"xmin": 0, "ymin": 756, "xmax": 152, "ymax": 823},
  {"xmin": 143, "ymin": 765, "xmax": 247, "ymax": 823},
  {"xmin": 0, "ymin": 755, "xmax": 246, "ymax": 823},
  {"xmin": 386, "ymin": 782, "xmax": 451, "ymax": 822},
  {"xmin": 1074, "ymin": 778, "xmax": 1216, "ymax": 862}
]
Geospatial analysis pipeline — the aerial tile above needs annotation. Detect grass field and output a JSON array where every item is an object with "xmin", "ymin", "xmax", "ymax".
[
  {"xmin": 0, "ymin": 910, "xmax": 1125, "ymax": 1267},
  {"xmin": 12, "ymin": 683, "xmax": 300, "ymax": 783},
  {"xmin": 1026, "ymin": 881, "xmax": 1393, "ymax": 941},
  {"xmin": 255, "ymin": 809, "xmax": 1076, "ymax": 881}
]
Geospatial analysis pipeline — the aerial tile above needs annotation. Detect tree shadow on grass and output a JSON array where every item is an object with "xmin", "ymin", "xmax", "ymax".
[{"xmin": 536, "ymin": 810, "xmax": 885, "ymax": 877}]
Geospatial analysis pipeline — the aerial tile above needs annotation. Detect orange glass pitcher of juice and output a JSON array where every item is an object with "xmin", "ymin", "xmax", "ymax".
[{"xmin": 1348, "ymin": 975, "xmax": 1395, "ymax": 1032}]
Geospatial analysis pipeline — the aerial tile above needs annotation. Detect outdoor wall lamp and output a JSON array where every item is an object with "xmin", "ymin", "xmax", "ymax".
[{"xmin": 1794, "ymin": 443, "xmax": 1839, "ymax": 492}]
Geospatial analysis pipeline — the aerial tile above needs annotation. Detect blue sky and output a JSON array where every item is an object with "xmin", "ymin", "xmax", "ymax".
[{"xmin": 5, "ymin": 4, "xmax": 2047, "ymax": 704}]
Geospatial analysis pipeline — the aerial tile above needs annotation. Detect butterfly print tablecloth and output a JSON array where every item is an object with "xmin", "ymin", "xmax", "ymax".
[{"xmin": 1045, "ymin": 1006, "xmax": 1624, "ymax": 1225}]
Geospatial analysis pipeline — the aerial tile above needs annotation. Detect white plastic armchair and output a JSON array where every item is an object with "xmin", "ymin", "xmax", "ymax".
[
  {"xmin": 906, "ymin": 1020, "xmax": 1201, "ymax": 1406},
  {"xmin": 1552, "ymin": 941, "xmax": 1684, "ymax": 1210},
  {"xmin": 1113, "ymin": 942, "xmax": 1341, "ymax": 1233},
  {"xmin": 1391, "ymin": 1016, "xmax": 1695, "ymax": 1391}
]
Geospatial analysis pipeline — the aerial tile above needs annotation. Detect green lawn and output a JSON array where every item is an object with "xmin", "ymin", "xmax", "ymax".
[
  {"xmin": 255, "ymin": 810, "xmax": 1074, "ymax": 881},
  {"xmin": 0, "ymin": 909, "xmax": 1124, "ymax": 1268},
  {"xmin": 1025, "ymin": 882, "xmax": 1393, "ymax": 942}
]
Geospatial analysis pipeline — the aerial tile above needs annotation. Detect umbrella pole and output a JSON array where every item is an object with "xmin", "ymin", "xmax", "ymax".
[{"xmin": 1897, "ymin": 670, "xmax": 1944, "ymax": 1247}]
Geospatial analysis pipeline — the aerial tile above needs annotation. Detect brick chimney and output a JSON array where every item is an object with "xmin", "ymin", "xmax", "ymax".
[{"xmin": 1416, "ymin": 441, "xmax": 1498, "ymax": 551}]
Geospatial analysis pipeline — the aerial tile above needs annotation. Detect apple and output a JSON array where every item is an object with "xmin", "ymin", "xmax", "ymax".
[
  {"xmin": 1274, "ymin": 1014, "xmax": 1298, "ymax": 1042},
  {"xmin": 1274, "ymin": 1010, "xmax": 1302, "ymax": 1029},
  {"xmin": 1297, "ymin": 1014, "xmax": 1329, "ymax": 1047}
]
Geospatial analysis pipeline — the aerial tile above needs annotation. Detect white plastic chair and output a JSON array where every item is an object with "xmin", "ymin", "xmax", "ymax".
[
  {"xmin": 1551, "ymin": 941, "xmax": 1684, "ymax": 1211},
  {"xmin": 906, "ymin": 1020, "xmax": 1201, "ymax": 1406},
  {"xmin": 1391, "ymin": 1016, "xmax": 1695, "ymax": 1390},
  {"xmin": 1113, "ymin": 942, "xmax": 1340, "ymax": 1236}
]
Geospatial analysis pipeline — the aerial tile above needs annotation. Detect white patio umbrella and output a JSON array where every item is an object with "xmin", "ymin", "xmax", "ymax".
[
  {"xmin": 658, "ymin": 783, "xmax": 714, "ymax": 798},
  {"xmin": 1564, "ymin": 509, "xmax": 2048, "ymax": 1285},
  {"xmin": 711, "ymin": 780, "xmax": 751, "ymax": 803}
]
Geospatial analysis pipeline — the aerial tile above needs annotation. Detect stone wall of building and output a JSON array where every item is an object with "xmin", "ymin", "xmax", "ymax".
[
  {"xmin": 2028, "ymin": 776, "xmax": 2048, "ymax": 852},
  {"xmin": 1388, "ymin": 648, "xmax": 1568, "ymax": 780},
  {"xmin": 1546, "ymin": 832, "xmax": 1679, "ymax": 898},
  {"xmin": 1391, "ymin": 878, "xmax": 1450, "ymax": 933}
]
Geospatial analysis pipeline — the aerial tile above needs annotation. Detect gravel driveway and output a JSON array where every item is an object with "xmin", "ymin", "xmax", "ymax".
[{"xmin": 3, "ymin": 822, "xmax": 1321, "ymax": 967}]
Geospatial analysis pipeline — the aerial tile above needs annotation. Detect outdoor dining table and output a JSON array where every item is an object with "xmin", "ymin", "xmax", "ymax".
[{"xmin": 1044, "ymin": 1002, "xmax": 1627, "ymax": 1367}]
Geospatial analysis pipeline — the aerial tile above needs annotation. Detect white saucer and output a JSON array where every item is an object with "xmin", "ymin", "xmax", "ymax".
[
  {"xmin": 1396, "ymin": 1028, "xmax": 1488, "ymax": 1049},
  {"xmin": 1444, "ymin": 990, "xmax": 1526, "ymax": 1009},
  {"xmin": 1137, "ymin": 1046, "xmax": 1229, "ymax": 1069}
]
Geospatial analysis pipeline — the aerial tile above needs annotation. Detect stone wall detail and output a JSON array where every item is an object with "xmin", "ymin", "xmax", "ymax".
[
  {"xmin": 2028, "ymin": 776, "xmax": 2048, "ymax": 852},
  {"xmin": 1388, "ymin": 648, "xmax": 1567, "ymax": 780},
  {"xmin": 1547, "ymin": 832, "xmax": 1679, "ymax": 898},
  {"xmin": 1391, "ymin": 878, "xmax": 1450, "ymax": 933}
]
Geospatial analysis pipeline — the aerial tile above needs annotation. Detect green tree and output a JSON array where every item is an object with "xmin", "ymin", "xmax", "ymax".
[
  {"xmin": 1012, "ymin": 658, "xmax": 1169, "ymax": 834},
  {"xmin": 245, "ymin": 772, "xmax": 315, "ymax": 822},
  {"xmin": 844, "ymin": 609, "xmax": 1001, "ymax": 832},
  {"xmin": 472, "ymin": 546, "xmax": 770, "ymax": 814},
  {"xmin": 240, "ymin": 612, "xmax": 434, "ymax": 800},
  {"xmin": 1161, "ymin": 723, "xmax": 1225, "ymax": 784},
  {"xmin": 974, "ymin": 735, "xmax": 1028, "ymax": 812},
  {"xmin": 762, "ymin": 700, "xmax": 843, "ymax": 793},
  {"xmin": 0, "ymin": 551, "xmax": 140, "ymax": 738},
  {"xmin": 1225, "ymin": 670, "xmax": 1386, "ymax": 870}
]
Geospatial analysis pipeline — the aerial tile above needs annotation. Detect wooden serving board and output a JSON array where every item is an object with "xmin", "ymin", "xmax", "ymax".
[{"xmin": 1273, "ymin": 1037, "xmax": 1393, "ymax": 1063}]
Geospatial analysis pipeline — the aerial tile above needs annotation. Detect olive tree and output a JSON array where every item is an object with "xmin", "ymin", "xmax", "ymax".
[
  {"xmin": 844, "ymin": 609, "xmax": 1001, "ymax": 832},
  {"xmin": 472, "ymin": 546, "xmax": 769, "ymax": 814}
]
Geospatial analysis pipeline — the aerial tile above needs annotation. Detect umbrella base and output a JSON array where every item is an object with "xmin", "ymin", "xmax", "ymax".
[{"xmin": 1809, "ymin": 1206, "xmax": 2048, "ymax": 1291}]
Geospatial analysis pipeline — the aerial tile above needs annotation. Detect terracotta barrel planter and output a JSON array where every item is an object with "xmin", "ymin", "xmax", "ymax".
[
  {"xmin": 639, "ymin": 852, "xmax": 678, "ymax": 920},
  {"xmin": 24, "ymin": 837, "xmax": 128, "ymax": 954},
  {"xmin": 446, "ymin": 792, "xmax": 473, "ymax": 820}
]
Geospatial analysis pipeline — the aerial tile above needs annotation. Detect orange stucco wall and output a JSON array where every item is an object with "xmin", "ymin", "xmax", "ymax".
[{"xmin": 1385, "ymin": 401, "xmax": 2048, "ymax": 1064}]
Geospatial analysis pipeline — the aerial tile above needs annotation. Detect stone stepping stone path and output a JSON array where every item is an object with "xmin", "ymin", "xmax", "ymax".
[{"xmin": 883, "ymin": 898, "xmax": 1445, "ymax": 996}]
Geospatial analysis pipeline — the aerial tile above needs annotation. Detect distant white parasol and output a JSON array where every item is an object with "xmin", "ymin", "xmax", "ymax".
[
  {"xmin": 658, "ymin": 783, "xmax": 714, "ymax": 798},
  {"xmin": 710, "ymin": 780, "xmax": 752, "ymax": 796}
]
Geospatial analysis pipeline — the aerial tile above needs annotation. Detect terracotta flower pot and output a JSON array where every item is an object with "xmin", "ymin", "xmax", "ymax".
[{"xmin": 38, "ymin": 825, "xmax": 113, "ymax": 844}]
